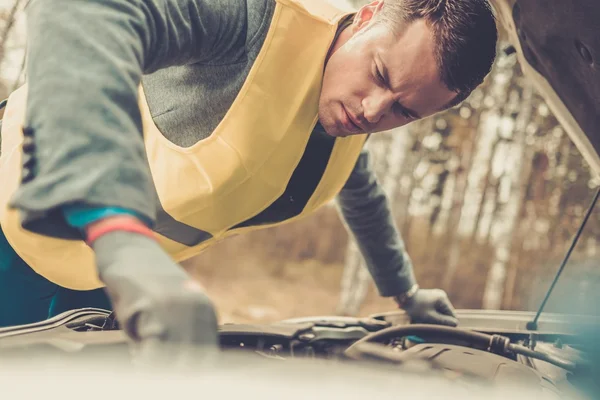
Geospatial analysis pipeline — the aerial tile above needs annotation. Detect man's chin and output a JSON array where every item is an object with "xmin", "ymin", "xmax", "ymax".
[
  {"xmin": 327, "ymin": 129, "xmax": 348, "ymax": 138},
  {"xmin": 319, "ymin": 119, "xmax": 348, "ymax": 138},
  {"xmin": 319, "ymin": 107, "xmax": 353, "ymax": 137}
]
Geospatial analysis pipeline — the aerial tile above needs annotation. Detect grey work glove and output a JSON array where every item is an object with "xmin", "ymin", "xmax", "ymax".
[
  {"xmin": 396, "ymin": 288, "xmax": 458, "ymax": 327},
  {"xmin": 92, "ymin": 231, "xmax": 219, "ymax": 366}
]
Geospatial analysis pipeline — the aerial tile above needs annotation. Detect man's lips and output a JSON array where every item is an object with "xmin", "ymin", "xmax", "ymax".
[{"xmin": 341, "ymin": 104, "xmax": 364, "ymax": 133}]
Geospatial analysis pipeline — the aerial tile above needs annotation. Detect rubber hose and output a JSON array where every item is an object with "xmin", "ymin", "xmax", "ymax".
[
  {"xmin": 345, "ymin": 324, "xmax": 493, "ymax": 355},
  {"xmin": 508, "ymin": 343, "xmax": 577, "ymax": 372}
]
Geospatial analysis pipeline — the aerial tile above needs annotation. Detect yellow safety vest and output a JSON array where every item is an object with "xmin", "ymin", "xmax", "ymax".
[{"xmin": 0, "ymin": 0, "xmax": 367, "ymax": 290}]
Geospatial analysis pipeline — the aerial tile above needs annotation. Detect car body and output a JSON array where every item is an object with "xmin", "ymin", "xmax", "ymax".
[{"xmin": 489, "ymin": 0, "xmax": 600, "ymax": 175}]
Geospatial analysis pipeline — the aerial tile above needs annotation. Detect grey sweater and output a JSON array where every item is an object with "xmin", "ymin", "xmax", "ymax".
[{"xmin": 11, "ymin": 0, "xmax": 416, "ymax": 297}]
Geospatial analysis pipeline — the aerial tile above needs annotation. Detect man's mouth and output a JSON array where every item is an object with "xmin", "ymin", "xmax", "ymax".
[{"xmin": 340, "ymin": 104, "xmax": 363, "ymax": 134}]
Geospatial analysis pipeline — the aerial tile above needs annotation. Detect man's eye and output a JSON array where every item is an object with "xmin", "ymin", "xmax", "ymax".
[
  {"xmin": 394, "ymin": 103, "xmax": 413, "ymax": 120},
  {"xmin": 375, "ymin": 66, "xmax": 385, "ymax": 84}
]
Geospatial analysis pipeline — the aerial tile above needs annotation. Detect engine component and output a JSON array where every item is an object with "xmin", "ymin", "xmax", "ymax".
[{"xmin": 345, "ymin": 324, "xmax": 579, "ymax": 372}]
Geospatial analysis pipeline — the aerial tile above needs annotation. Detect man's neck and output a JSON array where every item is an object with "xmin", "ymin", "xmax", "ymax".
[{"xmin": 325, "ymin": 15, "xmax": 355, "ymax": 64}]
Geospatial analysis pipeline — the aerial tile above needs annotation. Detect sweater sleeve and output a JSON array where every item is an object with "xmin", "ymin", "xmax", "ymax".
[
  {"xmin": 336, "ymin": 147, "xmax": 417, "ymax": 297},
  {"xmin": 9, "ymin": 0, "xmax": 250, "ymax": 238}
]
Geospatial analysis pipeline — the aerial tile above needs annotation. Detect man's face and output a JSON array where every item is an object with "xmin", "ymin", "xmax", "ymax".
[{"xmin": 319, "ymin": 2, "xmax": 457, "ymax": 137}]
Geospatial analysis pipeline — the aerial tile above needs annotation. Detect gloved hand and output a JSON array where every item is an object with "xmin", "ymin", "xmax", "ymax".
[
  {"xmin": 91, "ymin": 230, "xmax": 219, "ymax": 366},
  {"xmin": 396, "ymin": 288, "xmax": 458, "ymax": 327}
]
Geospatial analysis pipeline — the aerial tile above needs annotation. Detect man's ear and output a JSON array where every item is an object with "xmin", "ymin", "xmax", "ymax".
[{"xmin": 352, "ymin": 0, "xmax": 385, "ymax": 33}]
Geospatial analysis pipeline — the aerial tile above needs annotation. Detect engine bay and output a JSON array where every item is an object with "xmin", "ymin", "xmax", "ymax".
[
  {"xmin": 218, "ymin": 315, "xmax": 592, "ymax": 395},
  {"xmin": 0, "ymin": 308, "xmax": 597, "ymax": 399}
]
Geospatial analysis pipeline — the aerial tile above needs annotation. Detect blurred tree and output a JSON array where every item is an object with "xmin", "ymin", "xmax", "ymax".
[{"xmin": 0, "ymin": 0, "xmax": 26, "ymax": 99}]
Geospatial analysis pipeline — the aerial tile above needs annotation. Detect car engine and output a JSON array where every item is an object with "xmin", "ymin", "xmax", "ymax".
[{"xmin": 1, "ymin": 308, "xmax": 596, "ymax": 399}]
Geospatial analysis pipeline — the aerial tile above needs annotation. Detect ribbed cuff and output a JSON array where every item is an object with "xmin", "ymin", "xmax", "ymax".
[
  {"xmin": 63, "ymin": 205, "xmax": 152, "ymax": 229},
  {"xmin": 370, "ymin": 266, "xmax": 418, "ymax": 298}
]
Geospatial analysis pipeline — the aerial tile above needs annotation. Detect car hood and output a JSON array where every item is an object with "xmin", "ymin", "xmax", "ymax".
[{"xmin": 489, "ymin": 0, "xmax": 600, "ymax": 174}]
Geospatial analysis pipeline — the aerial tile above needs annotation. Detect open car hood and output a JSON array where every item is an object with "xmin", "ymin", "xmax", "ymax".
[{"xmin": 489, "ymin": 0, "xmax": 600, "ymax": 174}]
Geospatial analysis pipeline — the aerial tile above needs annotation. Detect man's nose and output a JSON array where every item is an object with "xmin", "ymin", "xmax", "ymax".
[{"xmin": 362, "ymin": 91, "xmax": 394, "ymax": 124}]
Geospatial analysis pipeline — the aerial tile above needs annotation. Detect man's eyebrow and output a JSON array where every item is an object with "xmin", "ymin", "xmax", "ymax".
[{"xmin": 378, "ymin": 54, "xmax": 422, "ymax": 120}]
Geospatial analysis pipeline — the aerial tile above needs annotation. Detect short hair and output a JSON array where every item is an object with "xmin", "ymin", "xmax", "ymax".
[{"xmin": 374, "ymin": 0, "xmax": 498, "ymax": 108}]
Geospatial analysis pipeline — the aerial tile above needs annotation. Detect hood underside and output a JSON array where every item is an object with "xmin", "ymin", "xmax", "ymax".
[{"xmin": 489, "ymin": 0, "xmax": 600, "ymax": 174}]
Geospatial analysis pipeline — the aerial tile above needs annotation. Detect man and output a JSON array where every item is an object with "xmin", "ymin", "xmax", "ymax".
[{"xmin": 0, "ymin": 0, "xmax": 497, "ymax": 355}]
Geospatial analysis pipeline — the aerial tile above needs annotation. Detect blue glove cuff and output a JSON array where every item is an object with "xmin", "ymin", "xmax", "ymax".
[{"xmin": 63, "ymin": 205, "xmax": 151, "ymax": 229}]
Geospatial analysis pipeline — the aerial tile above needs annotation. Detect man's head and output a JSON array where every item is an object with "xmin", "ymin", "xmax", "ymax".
[{"xmin": 319, "ymin": 0, "xmax": 498, "ymax": 137}]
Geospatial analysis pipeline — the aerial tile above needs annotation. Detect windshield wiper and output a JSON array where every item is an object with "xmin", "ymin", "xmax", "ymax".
[{"xmin": 527, "ymin": 186, "xmax": 600, "ymax": 331}]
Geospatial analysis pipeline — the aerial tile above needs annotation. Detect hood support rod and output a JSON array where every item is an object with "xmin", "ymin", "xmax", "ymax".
[{"xmin": 527, "ymin": 186, "xmax": 600, "ymax": 331}]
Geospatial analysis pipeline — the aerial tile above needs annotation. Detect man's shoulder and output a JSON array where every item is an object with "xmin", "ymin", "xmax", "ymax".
[{"xmin": 246, "ymin": 0, "xmax": 276, "ymax": 47}]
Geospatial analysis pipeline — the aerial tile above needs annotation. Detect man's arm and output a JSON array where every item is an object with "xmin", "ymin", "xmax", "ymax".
[
  {"xmin": 337, "ymin": 146, "xmax": 458, "ymax": 326},
  {"xmin": 8, "ymin": 0, "xmax": 253, "ymax": 358},
  {"xmin": 336, "ymin": 146, "xmax": 417, "ymax": 297},
  {"xmin": 12, "ymin": 0, "xmax": 249, "ymax": 234}
]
